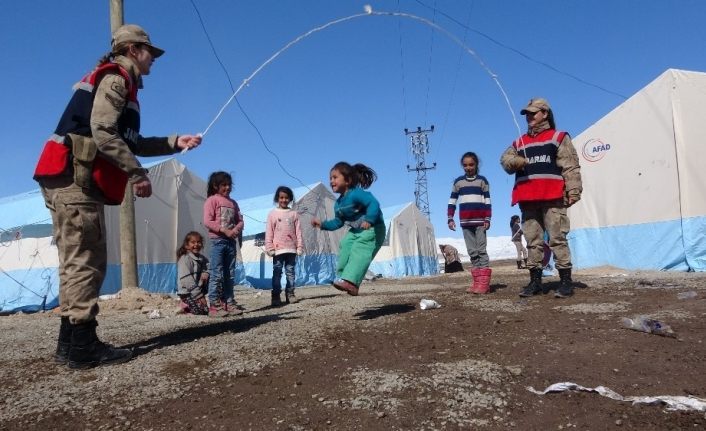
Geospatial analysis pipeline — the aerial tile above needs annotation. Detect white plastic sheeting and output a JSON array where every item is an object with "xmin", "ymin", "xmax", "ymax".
[{"xmin": 529, "ymin": 382, "xmax": 706, "ymax": 412}]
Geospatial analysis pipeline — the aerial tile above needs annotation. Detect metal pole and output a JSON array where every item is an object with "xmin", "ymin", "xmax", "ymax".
[
  {"xmin": 109, "ymin": 0, "xmax": 123, "ymax": 33},
  {"xmin": 109, "ymin": 0, "xmax": 139, "ymax": 290}
]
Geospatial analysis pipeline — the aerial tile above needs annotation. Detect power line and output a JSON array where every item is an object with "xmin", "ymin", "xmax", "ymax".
[
  {"xmin": 413, "ymin": 0, "xmax": 627, "ymax": 99},
  {"xmin": 188, "ymin": 0, "xmax": 311, "ymax": 191},
  {"xmin": 396, "ymin": 0, "xmax": 411, "ymax": 168},
  {"xmin": 438, "ymin": 0, "xmax": 474, "ymax": 151},
  {"xmin": 423, "ymin": 0, "xmax": 437, "ymax": 126}
]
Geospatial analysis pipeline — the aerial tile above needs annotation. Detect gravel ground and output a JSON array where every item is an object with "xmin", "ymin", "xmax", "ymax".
[{"xmin": 1, "ymin": 262, "xmax": 705, "ymax": 430}]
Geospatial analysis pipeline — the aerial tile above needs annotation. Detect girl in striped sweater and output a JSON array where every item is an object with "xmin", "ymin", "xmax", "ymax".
[{"xmin": 447, "ymin": 151, "xmax": 492, "ymax": 294}]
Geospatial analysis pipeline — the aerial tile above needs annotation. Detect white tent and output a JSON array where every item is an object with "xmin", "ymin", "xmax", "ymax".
[
  {"xmin": 568, "ymin": 69, "xmax": 706, "ymax": 272},
  {"xmin": 0, "ymin": 158, "xmax": 207, "ymax": 312},
  {"xmin": 369, "ymin": 202, "xmax": 439, "ymax": 278},
  {"xmin": 103, "ymin": 158, "xmax": 208, "ymax": 292}
]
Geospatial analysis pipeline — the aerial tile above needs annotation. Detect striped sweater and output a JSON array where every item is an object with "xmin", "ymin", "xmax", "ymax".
[{"xmin": 447, "ymin": 174, "xmax": 492, "ymax": 227}]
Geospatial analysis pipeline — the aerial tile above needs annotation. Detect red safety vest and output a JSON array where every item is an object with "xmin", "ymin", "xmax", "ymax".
[
  {"xmin": 33, "ymin": 62, "xmax": 140, "ymax": 205},
  {"xmin": 510, "ymin": 129, "xmax": 567, "ymax": 205}
]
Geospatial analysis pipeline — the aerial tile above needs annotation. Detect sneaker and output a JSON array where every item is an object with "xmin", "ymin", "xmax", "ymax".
[
  {"xmin": 208, "ymin": 306, "xmax": 230, "ymax": 318},
  {"xmin": 227, "ymin": 301, "xmax": 245, "ymax": 311},
  {"xmin": 333, "ymin": 279, "xmax": 359, "ymax": 296},
  {"xmin": 176, "ymin": 300, "xmax": 190, "ymax": 315},
  {"xmin": 225, "ymin": 302, "xmax": 244, "ymax": 316}
]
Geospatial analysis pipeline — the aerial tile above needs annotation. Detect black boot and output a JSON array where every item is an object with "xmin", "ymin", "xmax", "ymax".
[
  {"xmin": 555, "ymin": 268, "xmax": 574, "ymax": 298},
  {"xmin": 516, "ymin": 261, "xmax": 522, "ymax": 270},
  {"xmin": 519, "ymin": 268, "xmax": 543, "ymax": 297},
  {"xmin": 54, "ymin": 317, "xmax": 72, "ymax": 365},
  {"xmin": 68, "ymin": 320, "xmax": 132, "ymax": 370},
  {"xmin": 271, "ymin": 292, "xmax": 283, "ymax": 307}
]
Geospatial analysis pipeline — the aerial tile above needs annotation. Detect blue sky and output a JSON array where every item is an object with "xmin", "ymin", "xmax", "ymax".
[{"xmin": 3, "ymin": 0, "xmax": 706, "ymax": 240}]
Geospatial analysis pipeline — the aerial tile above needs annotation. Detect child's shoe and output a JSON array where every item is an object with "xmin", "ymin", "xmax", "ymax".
[
  {"xmin": 333, "ymin": 279, "xmax": 359, "ymax": 296},
  {"xmin": 225, "ymin": 300, "xmax": 244, "ymax": 316},
  {"xmin": 176, "ymin": 300, "xmax": 190, "ymax": 315},
  {"xmin": 208, "ymin": 304, "xmax": 230, "ymax": 318}
]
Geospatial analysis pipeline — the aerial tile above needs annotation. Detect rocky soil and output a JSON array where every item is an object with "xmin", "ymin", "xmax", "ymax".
[{"xmin": 1, "ymin": 261, "xmax": 705, "ymax": 430}]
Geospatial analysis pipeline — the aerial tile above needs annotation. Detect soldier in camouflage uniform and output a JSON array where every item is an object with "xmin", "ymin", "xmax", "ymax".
[
  {"xmin": 34, "ymin": 25, "xmax": 203, "ymax": 369},
  {"xmin": 500, "ymin": 98, "xmax": 582, "ymax": 299}
]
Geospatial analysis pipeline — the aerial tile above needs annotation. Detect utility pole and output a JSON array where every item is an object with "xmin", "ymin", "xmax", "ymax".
[
  {"xmin": 405, "ymin": 125, "xmax": 436, "ymax": 219},
  {"xmin": 110, "ymin": 0, "xmax": 139, "ymax": 291}
]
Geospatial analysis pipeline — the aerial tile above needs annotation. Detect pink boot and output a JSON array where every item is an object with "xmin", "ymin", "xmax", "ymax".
[
  {"xmin": 468, "ymin": 268, "xmax": 480, "ymax": 293},
  {"xmin": 471, "ymin": 267, "xmax": 492, "ymax": 294}
]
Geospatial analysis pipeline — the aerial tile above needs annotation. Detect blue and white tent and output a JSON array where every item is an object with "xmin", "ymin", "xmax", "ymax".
[
  {"xmin": 569, "ymin": 69, "xmax": 706, "ymax": 271},
  {"xmin": 0, "ymin": 158, "xmax": 207, "ymax": 313},
  {"xmin": 0, "ymin": 189, "xmax": 57, "ymax": 313},
  {"xmin": 369, "ymin": 202, "xmax": 438, "ymax": 278}
]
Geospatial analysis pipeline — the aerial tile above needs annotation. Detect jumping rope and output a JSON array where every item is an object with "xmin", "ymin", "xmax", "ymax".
[
  {"xmin": 185, "ymin": 4, "xmax": 530, "ymax": 229},
  {"xmin": 188, "ymin": 5, "xmax": 525, "ymax": 146}
]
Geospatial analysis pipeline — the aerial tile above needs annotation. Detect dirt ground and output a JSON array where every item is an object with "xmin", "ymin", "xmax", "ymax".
[{"xmin": 1, "ymin": 260, "xmax": 705, "ymax": 430}]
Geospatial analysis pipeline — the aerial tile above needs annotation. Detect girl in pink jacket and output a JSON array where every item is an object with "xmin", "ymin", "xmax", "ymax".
[
  {"xmin": 265, "ymin": 186, "xmax": 303, "ymax": 306},
  {"xmin": 203, "ymin": 171, "xmax": 244, "ymax": 317}
]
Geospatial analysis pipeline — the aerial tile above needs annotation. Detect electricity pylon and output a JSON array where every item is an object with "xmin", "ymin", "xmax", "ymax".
[{"xmin": 405, "ymin": 125, "xmax": 436, "ymax": 219}]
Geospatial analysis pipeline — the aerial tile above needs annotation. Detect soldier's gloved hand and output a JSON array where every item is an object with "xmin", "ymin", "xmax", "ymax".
[
  {"xmin": 506, "ymin": 155, "xmax": 527, "ymax": 172},
  {"xmin": 565, "ymin": 192, "xmax": 581, "ymax": 207},
  {"xmin": 133, "ymin": 178, "xmax": 152, "ymax": 198}
]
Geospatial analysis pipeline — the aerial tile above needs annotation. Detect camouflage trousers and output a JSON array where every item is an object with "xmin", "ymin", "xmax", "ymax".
[
  {"xmin": 521, "ymin": 204, "xmax": 572, "ymax": 270},
  {"xmin": 41, "ymin": 178, "xmax": 107, "ymax": 324}
]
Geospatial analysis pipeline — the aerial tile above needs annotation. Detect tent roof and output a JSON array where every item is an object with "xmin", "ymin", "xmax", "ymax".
[
  {"xmin": 0, "ymin": 189, "xmax": 48, "ymax": 230},
  {"xmin": 381, "ymin": 202, "xmax": 412, "ymax": 228},
  {"xmin": 0, "ymin": 157, "xmax": 180, "ymax": 233}
]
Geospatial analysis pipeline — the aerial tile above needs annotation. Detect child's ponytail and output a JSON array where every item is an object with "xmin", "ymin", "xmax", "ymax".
[
  {"xmin": 331, "ymin": 162, "xmax": 378, "ymax": 189},
  {"xmin": 353, "ymin": 163, "xmax": 377, "ymax": 189}
]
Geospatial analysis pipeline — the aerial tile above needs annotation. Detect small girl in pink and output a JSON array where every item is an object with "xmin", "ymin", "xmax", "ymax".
[
  {"xmin": 265, "ymin": 186, "xmax": 303, "ymax": 306},
  {"xmin": 203, "ymin": 171, "xmax": 244, "ymax": 317}
]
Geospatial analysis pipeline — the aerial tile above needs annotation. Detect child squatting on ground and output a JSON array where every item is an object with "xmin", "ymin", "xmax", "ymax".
[
  {"xmin": 311, "ymin": 162, "xmax": 385, "ymax": 296},
  {"xmin": 203, "ymin": 171, "xmax": 245, "ymax": 317},
  {"xmin": 265, "ymin": 186, "xmax": 304, "ymax": 306},
  {"xmin": 176, "ymin": 231, "xmax": 210, "ymax": 315},
  {"xmin": 447, "ymin": 151, "xmax": 493, "ymax": 294}
]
